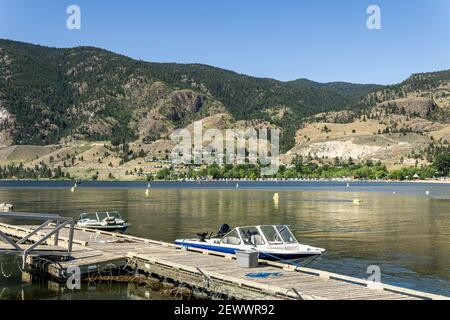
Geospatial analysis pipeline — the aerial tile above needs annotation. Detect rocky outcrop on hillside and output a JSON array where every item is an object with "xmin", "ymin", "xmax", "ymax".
[
  {"xmin": 379, "ymin": 97, "xmax": 437, "ymax": 118},
  {"xmin": 0, "ymin": 105, "xmax": 15, "ymax": 147},
  {"xmin": 164, "ymin": 90, "xmax": 205, "ymax": 122},
  {"xmin": 310, "ymin": 110, "xmax": 356, "ymax": 123}
]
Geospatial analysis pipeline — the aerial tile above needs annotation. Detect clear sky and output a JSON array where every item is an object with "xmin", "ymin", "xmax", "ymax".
[{"xmin": 0, "ymin": 0, "xmax": 449, "ymax": 84}]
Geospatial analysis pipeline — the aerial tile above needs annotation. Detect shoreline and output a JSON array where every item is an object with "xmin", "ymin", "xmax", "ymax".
[{"xmin": 0, "ymin": 178, "xmax": 449, "ymax": 184}]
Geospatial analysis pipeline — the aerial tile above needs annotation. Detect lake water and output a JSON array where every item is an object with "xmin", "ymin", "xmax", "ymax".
[{"xmin": 1, "ymin": 180, "xmax": 449, "ymax": 299}]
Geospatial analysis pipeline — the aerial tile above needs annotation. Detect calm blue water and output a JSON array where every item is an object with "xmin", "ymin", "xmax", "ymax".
[
  {"xmin": 2, "ymin": 180, "xmax": 450, "ymax": 197},
  {"xmin": 1, "ymin": 180, "xmax": 450, "ymax": 299}
]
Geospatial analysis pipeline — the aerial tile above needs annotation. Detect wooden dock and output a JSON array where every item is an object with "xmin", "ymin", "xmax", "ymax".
[{"xmin": 0, "ymin": 222, "xmax": 448, "ymax": 300}]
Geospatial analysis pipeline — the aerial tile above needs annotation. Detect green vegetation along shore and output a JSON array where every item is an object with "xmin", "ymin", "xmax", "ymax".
[{"xmin": 2, "ymin": 152, "xmax": 450, "ymax": 182}]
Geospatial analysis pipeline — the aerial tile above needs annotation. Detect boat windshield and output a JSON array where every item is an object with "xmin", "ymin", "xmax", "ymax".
[
  {"xmin": 107, "ymin": 212, "xmax": 121, "ymax": 219},
  {"xmin": 222, "ymin": 229, "xmax": 241, "ymax": 245},
  {"xmin": 276, "ymin": 226, "xmax": 298, "ymax": 244},
  {"xmin": 260, "ymin": 226, "xmax": 283, "ymax": 244},
  {"xmin": 239, "ymin": 227, "xmax": 265, "ymax": 246},
  {"xmin": 97, "ymin": 212, "xmax": 109, "ymax": 221},
  {"xmin": 80, "ymin": 212, "xmax": 122, "ymax": 221},
  {"xmin": 80, "ymin": 213, "xmax": 98, "ymax": 221},
  {"xmin": 260, "ymin": 225, "xmax": 298, "ymax": 244}
]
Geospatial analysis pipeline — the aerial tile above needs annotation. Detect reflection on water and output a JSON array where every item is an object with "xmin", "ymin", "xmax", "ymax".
[
  {"xmin": 0, "ymin": 181, "xmax": 450, "ymax": 298},
  {"xmin": 0, "ymin": 255, "xmax": 168, "ymax": 300}
]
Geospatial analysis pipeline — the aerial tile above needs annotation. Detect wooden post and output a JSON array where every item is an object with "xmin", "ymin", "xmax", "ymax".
[
  {"xmin": 54, "ymin": 216, "xmax": 60, "ymax": 246},
  {"xmin": 68, "ymin": 220, "xmax": 75, "ymax": 256}
]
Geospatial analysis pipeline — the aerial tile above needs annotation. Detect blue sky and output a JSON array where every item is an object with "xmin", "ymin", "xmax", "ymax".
[{"xmin": 0, "ymin": 0, "xmax": 449, "ymax": 84}]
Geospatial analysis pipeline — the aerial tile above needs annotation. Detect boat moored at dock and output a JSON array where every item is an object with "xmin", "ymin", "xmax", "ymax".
[
  {"xmin": 77, "ymin": 211, "xmax": 130, "ymax": 232},
  {"xmin": 0, "ymin": 203, "xmax": 14, "ymax": 211},
  {"xmin": 175, "ymin": 224, "xmax": 325, "ymax": 260}
]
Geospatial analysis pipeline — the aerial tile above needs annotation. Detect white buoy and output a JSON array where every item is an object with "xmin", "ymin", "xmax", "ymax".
[
  {"xmin": 273, "ymin": 193, "xmax": 279, "ymax": 209},
  {"xmin": 425, "ymin": 191, "xmax": 430, "ymax": 195},
  {"xmin": 236, "ymin": 183, "xmax": 240, "ymax": 189},
  {"xmin": 70, "ymin": 181, "xmax": 77, "ymax": 193}
]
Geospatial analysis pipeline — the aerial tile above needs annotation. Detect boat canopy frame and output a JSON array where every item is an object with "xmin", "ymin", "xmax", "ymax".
[
  {"xmin": 221, "ymin": 225, "xmax": 299, "ymax": 247},
  {"xmin": 79, "ymin": 211, "xmax": 123, "ymax": 222}
]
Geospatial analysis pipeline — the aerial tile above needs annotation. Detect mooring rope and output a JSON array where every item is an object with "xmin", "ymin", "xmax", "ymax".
[
  {"xmin": 196, "ymin": 267, "xmax": 211, "ymax": 288},
  {"xmin": 258, "ymin": 251, "xmax": 321, "ymax": 270},
  {"xmin": 15, "ymin": 256, "xmax": 25, "ymax": 273},
  {"xmin": 0, "ymin": 287, "xmax": 8, "ymax": 299},
  {"xmin": 291, "ymin": 288, "xmax": 305, "ymax": 300},
  {"xmin": 0, "ymin": 262, "xmax": 12, "ymax": 278}
]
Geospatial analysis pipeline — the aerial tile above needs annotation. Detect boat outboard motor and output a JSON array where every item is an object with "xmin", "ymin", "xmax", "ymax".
[
  {"xmin": 217, "ymin": 224, "xmax": 231, "ymax": 238},
  {"xmin": 196, "ymin": 232, "xmax": 209, "ymax": 242}
]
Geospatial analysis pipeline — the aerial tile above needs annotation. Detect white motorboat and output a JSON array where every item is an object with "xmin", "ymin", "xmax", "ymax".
[
  {"xmin": 77, "ymin": 211, "xmax": 130, "ymax": 232},
  {"xmin": 175, "ymin": 224, "xmax": 325, "ymax": 261},
  {"xmin": 0, "ymin": 203, "xmax": 13, "ymax": 211}
]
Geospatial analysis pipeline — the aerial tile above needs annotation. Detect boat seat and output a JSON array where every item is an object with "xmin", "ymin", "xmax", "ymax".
[
  {"xmin": 223, "ymin": 237, "xmax": 241, "ymax": 245},
  {"xmin": 251, "ymin": 234, "xmax": 265, "ymax": 246}
]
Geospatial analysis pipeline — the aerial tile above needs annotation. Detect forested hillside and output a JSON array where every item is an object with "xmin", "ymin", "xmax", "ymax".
[{"xmin": 0, "ymin": 39, "xmax": 380, "ymax": 151}]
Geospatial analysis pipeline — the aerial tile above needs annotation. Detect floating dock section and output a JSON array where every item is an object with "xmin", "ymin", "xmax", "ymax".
[{"xmin": 0, "ymin": 222, "xmax": 448, "ymax": 300}]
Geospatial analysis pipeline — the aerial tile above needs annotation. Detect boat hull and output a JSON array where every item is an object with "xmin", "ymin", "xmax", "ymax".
[
  {"xmin": 175, "ymin": 240, "xmax": 321, "ymax": 261},
  {"xmin": 77, "ymin": 223, "xmax": 130, "ymax": 232}
]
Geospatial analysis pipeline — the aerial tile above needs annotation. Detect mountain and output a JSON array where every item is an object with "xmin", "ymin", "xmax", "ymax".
[
  {"xmin": 1, "ymin": 39, "xmax": 450, "ymax": 180},
  {"xmin": 0, "ymin": 39, "xmax": 380, "ymax": 151},
  {"xmin": 284, "ymin": 69, "xmax": 450, "ymax": 169},
  {"xmin": 286, "ymin": 78, "xmax": 382, "ymax": 98}
]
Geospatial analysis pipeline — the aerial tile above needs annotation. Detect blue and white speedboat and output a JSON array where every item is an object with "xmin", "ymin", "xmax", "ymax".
[{"xmin": 175, "ymin": 224, "xmax": 325, "ymax": 261}]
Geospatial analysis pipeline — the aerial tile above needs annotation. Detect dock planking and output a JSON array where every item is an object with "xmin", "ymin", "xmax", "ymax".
[{"xmin": 0, "ymin": 222, "xmax": 448, "ymax": 300}]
